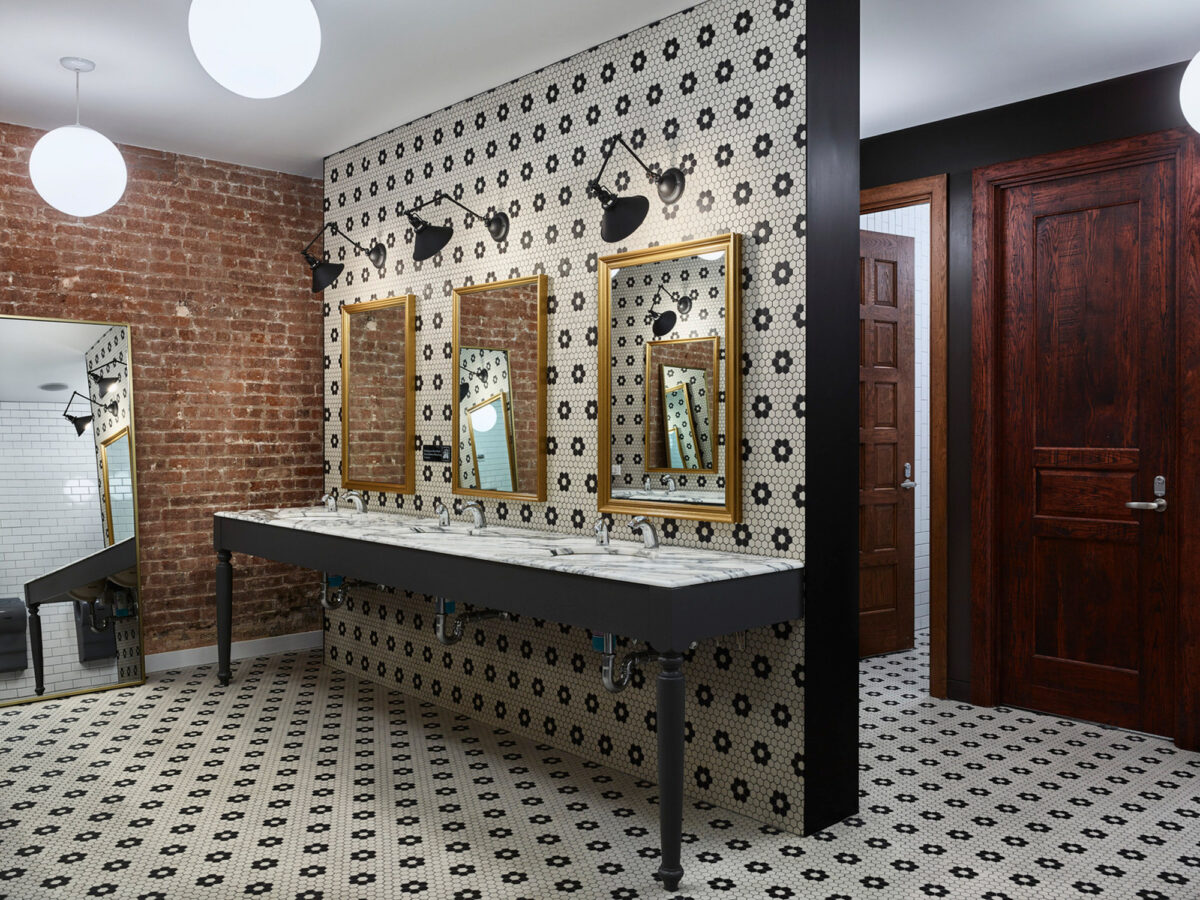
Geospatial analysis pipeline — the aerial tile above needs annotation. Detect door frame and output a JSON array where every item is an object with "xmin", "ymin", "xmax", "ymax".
[
  {"xmin": 971, "ymin": 129, "xmax": 1200, "ymax": 749},
  {"xmin": 860, "ymin": 175, "xmax": 949, "ymax": 697}
]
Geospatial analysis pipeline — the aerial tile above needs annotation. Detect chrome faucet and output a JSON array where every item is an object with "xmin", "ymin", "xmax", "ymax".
[
  {"xmin": 320, "ymin": 491, "xmax": 337, "ymax": 512},
  {"xmin": 463, "ymin": 500, "xmax": 486, "ymax": 528},
  {"xmin": 594, "ymin": 517, "xmax": 610, "ymax": 546},
  {"xmin": 343, "ymin": 490, "xmax": 366, "ymax": 513},
  {"xmin": 630, "ymin": 516, "xmax": 659, "ymax": 549},
  {"xmin": 660, "ymin": 474, "xmax": 677, "ymax": 493},
  {"xmin": 433, "ymin": 498, "xmax": 450, "ymax": 527},
  {"xmin": 643, "ymin": 474, "xmax": 653, "ymax": 490}
]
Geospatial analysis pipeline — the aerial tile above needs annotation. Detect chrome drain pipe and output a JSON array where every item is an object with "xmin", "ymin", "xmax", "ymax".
[
  {"xmin": 594, "ymin": 632, "xmax": 659, "ymax": 693},
  {"xmin": 434, "ymin": 597, "xmax": 510, "ymax": 645}
]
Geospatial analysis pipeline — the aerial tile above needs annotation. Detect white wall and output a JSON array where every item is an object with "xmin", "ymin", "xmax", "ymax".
[
  {"xmin": 860, "ymin": 205, "xmax": 931, "ymax": 633},
  {"xmin": 0, "ymin": 401, "xmax": 119, "ymax": 699}
]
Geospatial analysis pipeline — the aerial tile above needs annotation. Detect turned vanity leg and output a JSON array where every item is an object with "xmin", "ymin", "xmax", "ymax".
[
  {"xmin": 656, "ymin": 650, "xmax": 685, "ymax": 891},
  {"xmin": 28, "ymin": 605, "xmax": 44, "ymax": 696},
  {"xmin": 216, "ymin": 549, "xmax": 232, "ymax": 686}
]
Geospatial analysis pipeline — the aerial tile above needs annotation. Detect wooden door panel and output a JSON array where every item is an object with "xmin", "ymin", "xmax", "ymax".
[
  {"xmin": 990, "ymin": 151, "xmax": 1176, "ymax": 735},
  {"xmin": 858, "ymin": 230, "xmax": 915, "ymax": 657}
]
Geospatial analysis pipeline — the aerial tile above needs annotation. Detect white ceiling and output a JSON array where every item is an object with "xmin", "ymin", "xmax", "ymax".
[
  {"xmin": 861, "ymin": 0, "xmax": 1200, "ymax": 138},
  {"xmin": 0, "ymin": 0, "xmax": 700, "ymax": 179},
  {"xmin": 0, "ymin": 318, "xmax": 114, "ymax": 404},
  {"xmin": 1, "ymin": 2, "xmax": 1199, "ymax": 179}
]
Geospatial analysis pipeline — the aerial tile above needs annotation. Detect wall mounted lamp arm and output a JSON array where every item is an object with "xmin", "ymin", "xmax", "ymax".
[
  {"xmin": 300, "ymin": 222, "xmax": 386, "ymax": 293},
  {"xmin": 62, "ymin": 390, "xmax": 118, "ymax": 436}
]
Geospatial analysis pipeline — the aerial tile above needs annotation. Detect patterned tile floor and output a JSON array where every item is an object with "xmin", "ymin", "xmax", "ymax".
[{"xmin": 0, "ymin": 632, "xmax": 1197, "ymax": 899}]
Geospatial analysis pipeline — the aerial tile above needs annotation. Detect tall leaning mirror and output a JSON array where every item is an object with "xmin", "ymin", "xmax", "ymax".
[
  {"xmin": 452, "ymin": 274, "xmax": 547, "ymax": 501},
  {"xmin": 0, "ymin": 315, "xmax": 143, "ymax": 706},
  {"xmin": 341, "ymin": 294, "xmax": 416, "ymax": 494},
  {"xmin": 598, "ymin": 233, "xmax": 742, "ymax": 522}
]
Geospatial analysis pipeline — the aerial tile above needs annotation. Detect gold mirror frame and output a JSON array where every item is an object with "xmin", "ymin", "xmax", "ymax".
[
  {"xmin": 0, "ymin": 313, "xmax": 145, "ymax": 708},
  {"xmin": 646, "ymin": 336, "xmax": 720, "ymax": 474},
  {"xmin": 598, "ymin": 233, "xmax": 742, "ymax": 523},
  {"xmin": 341, "ymin": 294, "xmax": 417, "ymax": 494},
  {"xmin": 451, "ymin": 274, "xmax": 548, "ymax": 502},
  {"xmin": 100, "ymin": 426, "xmax": 133, "ymax": 545}
]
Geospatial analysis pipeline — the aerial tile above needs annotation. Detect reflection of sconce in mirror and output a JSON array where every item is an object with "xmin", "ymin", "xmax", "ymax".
[
  {"xmin": 647, "ymin": 283, "xmax": 696, "ymax": 337},
  {"xmin": 586, "ymin": 133, "xmax": 687, "ymax": 243},
  {"xmin": 62, "ymin": 390, "xmax": 117, "ymax": 436},
  {"xmin": 301, "ymin": 221, "xmax": 387, "ymax": 293},
  {"xmin": 402, "ymin": 190, "xmax": 510, "ymax": 262},
  {"xmin": 458, "ymin": 361, "xmax": 490, "ymax": 402},
  {"xmin": 87, "ymin": 359, "xmax": 126, "ymax": 397}
]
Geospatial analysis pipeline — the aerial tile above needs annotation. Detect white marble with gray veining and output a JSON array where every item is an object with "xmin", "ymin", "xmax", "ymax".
[
  {"xmin": 216, "ymin": 507, "xmax": 801, "ymax": 588},
  {"xmin": 610, "ymin": 487, "xmax": 722, "ymax": 504}
]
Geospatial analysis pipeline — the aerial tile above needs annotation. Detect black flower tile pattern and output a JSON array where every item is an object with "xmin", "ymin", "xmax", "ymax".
[
  {"xmin": 0, "ymin": 635, "xmax": 1196, "ymax": 899},
  {"xmin": 322, "ymin": 0, "xmax": 809, "ymax": 831}
]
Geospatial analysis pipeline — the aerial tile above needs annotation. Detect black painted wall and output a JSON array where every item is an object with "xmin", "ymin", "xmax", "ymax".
[
  {"xmin": 860, "ymin": 62, "xmax": 1192, "ymax": 698},
  {"xmin": 803, "ymin": 0, "xmax": 860, "ymax": 833}
]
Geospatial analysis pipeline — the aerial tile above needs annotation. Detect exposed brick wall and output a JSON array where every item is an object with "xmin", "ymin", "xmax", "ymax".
[
  {"xmin": 458, "ymin": 283, "xmax": 539, "ymax": 493},
  {"xmin": 345, "ymin": 309, "xmax": 408, "ymax": 485},
  {"xmin": 0, "ymin": 121, "xmax": 325, "ymax": 654},
  {"xmin": 646, "ymin": 338, "xmax": 718, "ymax": 470}
]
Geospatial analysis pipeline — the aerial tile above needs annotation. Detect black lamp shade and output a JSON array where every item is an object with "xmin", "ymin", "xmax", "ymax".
[
  {"xmin": 600, "ymin": 194, "xmax": 650, "ymax": 244},
  {"xmin": 94, "ymin": 374, "xmax": 120, "ymax": 396},
  {"xmin": 459, "ymin": 382, "xmax": 470, "ymax": 402},
  {"xmin": 66, "ymin": 414, "xmax": 93, "ymax": 436},
  {"xmin": 651, "ymin": 310, "xmax": 677, "ymax": 337},
  {"xmin": 486, "ymin": 212, "xmax": 510, "ymax": 242},
  {"xmin": 304, "ymin": 250, "xmax": 343, "ymax": 293},
  {"xmin": 413, "ymin": 221, "xmax": 453, "ymax": 262},
  {"xmin": 366, "ymin": 242, "xmax": 387, "ymax": 269},
  {"xmin": 655, "ymin": 167, "xmax": 686, "ymax": 204}
]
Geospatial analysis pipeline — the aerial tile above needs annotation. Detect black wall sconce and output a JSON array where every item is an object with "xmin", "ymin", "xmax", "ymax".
[
  {"xmin": 87, "ymin": 359, "xmax": 125, "ymax": 397},
  {"xmin": 587, "ymin": 134, "xmax": 686, "ymax": 243},
  {"xmin": 647, "ymin": 283, "xmax": 695, "ymax": 336},
  {"xmin": 458, "ymin": 361, "xmax": 490, "ymax": 401},
  {"xmin": 402, "ymin": 191, "xmax": 510, "ymax": 262},
  {"xmin": 62, "ymin": 391, "xmax": 118, "ymax": 436},
  {"xmin": 301, "ymin": 222, "xmax": 387, "ymax": 293}
]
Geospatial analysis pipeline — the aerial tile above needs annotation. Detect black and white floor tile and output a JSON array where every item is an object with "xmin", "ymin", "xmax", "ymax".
[{"xmin": 1, "ymin": 632, "xmax": 1197, "ymax": 899}]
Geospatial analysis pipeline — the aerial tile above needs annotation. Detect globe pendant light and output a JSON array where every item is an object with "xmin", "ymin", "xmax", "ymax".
[
  {"xmin": 189, "ymin": 0, "xmax": 321, "ymax": 99},
  {"xmin": 1182, "ymin": 50, "xmax": 1200, "ymax": 132},
  {"xmin": 29, "ymin": 58, "xmax": 127, "ymax": 218}
]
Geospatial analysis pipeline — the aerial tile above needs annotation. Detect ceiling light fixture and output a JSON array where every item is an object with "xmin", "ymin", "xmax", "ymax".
[
  {"xmin": 29, "ymin": 57, "xmax": 127, "ymax": 218},
  {"xmin": 301, "ymin": 222, "xmax": 387, "ymax": 293},
  {"xmin": 402, "ymin": 191, "xmax": 510, "ymax": 263},
  {"xmin": 87, "ymin": 359, "xmax": 126, "ymax": 397},
  {"xmin": 587, "ymin": 133, "xmax": 686, "ymax": 243},
  {"xmin": 1181, "ymin": 50, "xmax": 1200, "ymax": 132},
  {"xmin": 188, "ymin": 0, "xmax": 322, "ymax": 99},
  {"xmin": 62, "ymin": 390, "xmax": 117, "ymax": 437}
]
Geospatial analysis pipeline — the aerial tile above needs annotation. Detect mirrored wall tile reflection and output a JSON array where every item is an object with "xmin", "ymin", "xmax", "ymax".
[{"xmin": 0, "ymin": 316, "xmax": 143, "ymax": 706}]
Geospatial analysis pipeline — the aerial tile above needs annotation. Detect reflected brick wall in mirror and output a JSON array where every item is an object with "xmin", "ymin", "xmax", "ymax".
[
  {"xmin": 346, "ymin": 306, "xmax": 408, "ymax": 486},
  {"xmin": 323, "ymin": 0, "xmax": 808, "ymax": 830}
]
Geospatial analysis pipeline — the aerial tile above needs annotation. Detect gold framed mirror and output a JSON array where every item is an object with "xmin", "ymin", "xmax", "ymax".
[
  {"xmin": 452, "ymin": 274, "xmax": 547, "ymax": 502},
  {"xmin": 100, "ymin": 426, "xmax": 135, "ymax": 545},
  {"xmin": 341, "ymin": 294, "xmax": 416, "ymax": 494},
  {"xmin": 0, "ymin": 314, "xmax": 144, "ymax": 707},
  {"xmin": 598, "ymin": 233, "xmax": 742, "ymax": 522}
]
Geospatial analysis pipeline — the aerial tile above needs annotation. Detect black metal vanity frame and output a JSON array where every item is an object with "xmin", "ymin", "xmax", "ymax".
[{"xmin": 214, "ymin": 514, "xmax": 802, "ymax": 891}]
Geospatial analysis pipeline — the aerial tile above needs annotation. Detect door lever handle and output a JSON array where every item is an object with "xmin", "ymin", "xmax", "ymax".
[
  {"xmin": 1125, "ymin": 498, "xmax": 1167, "ymax": 512},
  {"xmin": 900, "ymin": 461, "xmax": 916, "ymax": 490}
]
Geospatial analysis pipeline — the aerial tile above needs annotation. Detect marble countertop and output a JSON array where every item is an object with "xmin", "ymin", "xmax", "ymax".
[
  {"xmin": 215, "ymin": 507, "xmax": 801, "ymax": 589},
  {"xmin": 610, "ymin": 487, "xmax": 723, "ymax": 504}
]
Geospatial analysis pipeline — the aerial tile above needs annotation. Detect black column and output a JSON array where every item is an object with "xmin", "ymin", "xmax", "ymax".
[
  {"xmin": 655, "ymin": 650, "xmax": 685, "ymax": 891},
  {"xmin": 28, "ymin": 605, "xmax": 44, "ymax": 696},
  {"xmin": 216, "ymin": 549, "xmax": 232, "ymax": 685},
  {"xmin": 803, "ymin": 0, "xmax": 861, "ymax": 834}
]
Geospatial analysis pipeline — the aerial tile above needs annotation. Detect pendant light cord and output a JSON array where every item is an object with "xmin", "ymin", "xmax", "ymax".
[{"xmin": 74, "ymin": 69, "xmax": 81, "ymax": 125}]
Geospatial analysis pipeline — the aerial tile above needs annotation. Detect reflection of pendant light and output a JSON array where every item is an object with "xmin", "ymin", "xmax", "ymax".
[
  {"xmin": 402, "ymin": 191, "xmax": 510, "ymax": 262},
  {"xmin": 300, "ymin": 222, "xmax": 386, "ymax": 293},
  {"xmin": 87, "ymin": 359, "xmax": 126, "ymax": 397},
  {"xmin": 62, "ymin": 390, "xmax": 117, "ymax": 436},
  {"xmin": 470, "ymin": 403, "xmax": 498, "ymax": 433},
  {"xmin": 188, "ymin": 0, "xmax": 321, "ymax": 99},
  {"xmin": 29, "ymin": 58, "xmax": 127, "ymax": 218},
  {"xmin": 586, "ymin": 133, "xmax": 687, "ymax": 243},
  {"xmin": 647, "ymin": 283, "xmax": 697, "ymax": 336},
  {"xmin": 1182, "ymin": 50, "xmax": 1200, "ymax": 132}
]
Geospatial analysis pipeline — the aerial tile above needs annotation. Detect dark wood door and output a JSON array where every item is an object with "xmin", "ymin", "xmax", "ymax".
[
  {"xmin": 858, "ymin": 230, "xmax": 915, "ymax": 657},
  {"xmin": 992, "ymin": 154, "xmax": 1176, "ymax": 735}
]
